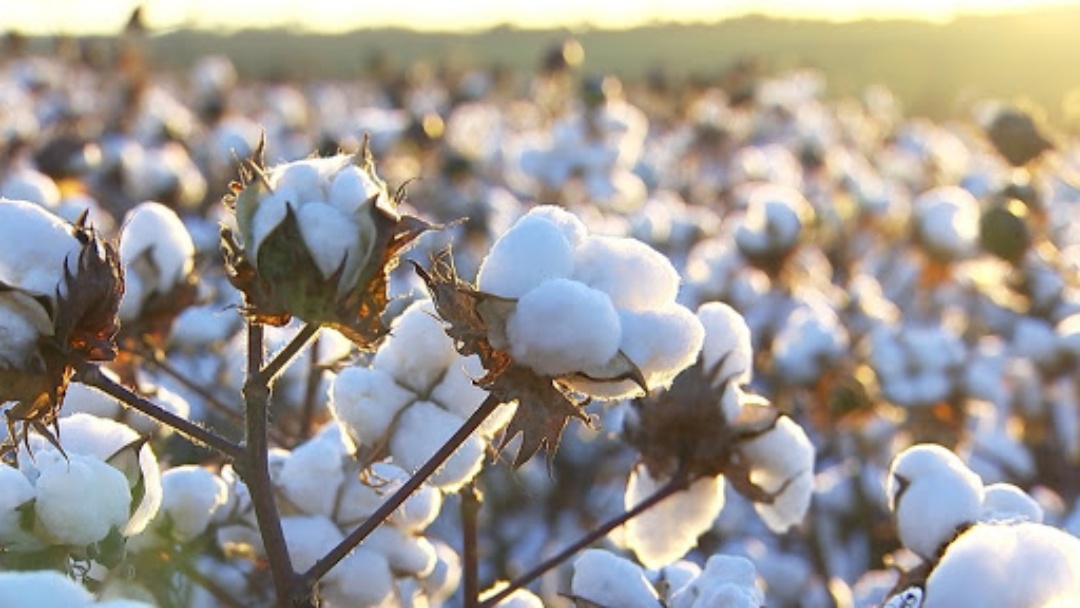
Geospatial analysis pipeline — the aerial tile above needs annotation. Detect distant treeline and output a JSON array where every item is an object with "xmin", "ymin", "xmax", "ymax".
[{"xmin": 18, "ymin": 7, "xmax": 1080, "ymax": 125}]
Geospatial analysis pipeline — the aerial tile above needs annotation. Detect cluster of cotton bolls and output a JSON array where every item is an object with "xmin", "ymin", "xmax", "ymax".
[{"xmin": 6, "ymin": 31, "xmax": 1080, "ymax": 608}]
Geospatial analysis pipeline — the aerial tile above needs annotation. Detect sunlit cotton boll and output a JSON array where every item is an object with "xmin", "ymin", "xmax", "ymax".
[
  {"xmin": 506, "ymin": 278, "xmax": 622, "ymax": 377},
  {"xmin": 281, "ymin": 515, "xmax": 344, "ymax": 573},
  {"xmin": 572, "ymin": 235, "xmax": 680, "ymax": 311},
  {"xmin": 363, "ymin": 525, "xmax": 437, "ymax": 577},
  {"xmin": 476, "ymin": 210, "xmax": 578, "ymax": 299},
  {"xmin": 923, "ymin": 521, "xmax": 1080, "ymax": 607},
  {"xmin": 330, "ymin": 366, "xmax": 416, "ymax": 446},
  {"xmin": 118, "ymin": 201, "xmax": 195, "ymax": 321},
  {"xmin": 33, "ymin": 449, "xmax": 131, "ymax": 546},
  {"xmin": 736, "ymin": 413, "xmax": 816, "ymax": 533},
  {"xmin": 979, "ymin": 483, "xmax": 1044, "ymax": 523},
  {"xmin": 887, "ymin": 444, "xmax": 984, "ymax": 559},
  {"xmin": 668, "ymin": 554, "xmax": 764, "ymax": 608},
  {"xmin": 697, "ymin": 302, "xmax": 754, "ymax": 388},
  {"xmin": 321, "ymin": 547, "xmax": 394, "ymax": 608},
  {"xmin": 277, "ymin": 423, "xmax": 352, "ymax": 517},
  {"xmin": 913, "ymin": 185, "xmax": 980, "ymax": 261},
  {"xmin": 154, "ymin": 465, "xmax": 229, "ymax": 542},
  {"xmin": 389, "ymin": 400, "xmax": 486, "ymax": 491},
  {"xmin": 624, "ymin": 465, "xmax": 726, "ymax": 569},
  {"xmin": 0, "ymin": 464, "xmax": 38, "ymax": 549},
  {"xmin": 371, "ymin": 299, "xmax": 459, "ymax": 394},
  {"xmin": 571, "ymin": 548, "xmax": 662, "ymax": 608},
  {"xmin": 0, "ymin": 571, "xmax": 96, "ymax": 607}
]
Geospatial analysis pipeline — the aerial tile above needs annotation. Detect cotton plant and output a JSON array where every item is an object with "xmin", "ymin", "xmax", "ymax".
[
  {"xmin": 619, "ymin": 301, "xmax": 815, "ymax": 569},
  {"xmin": 882, "ymin": 443, "xmax": 1080, "ymax": 607}
]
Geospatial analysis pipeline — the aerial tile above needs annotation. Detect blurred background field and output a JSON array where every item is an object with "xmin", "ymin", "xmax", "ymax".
[{"xmin": 14, "ymin": 6, "xmax": 1080, "ymax": 125}]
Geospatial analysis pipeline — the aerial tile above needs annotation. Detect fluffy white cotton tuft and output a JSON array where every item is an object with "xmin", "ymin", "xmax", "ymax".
[
  {"xmin": 0, "ymin": 570, "xmax": 94, "ymax": 607},
  {"xmin": 572, "ymin": 235, "xmax": 679, "ymax": 311},
  {"xmin": 281, "ymin": 515, "xmax": 344, "ymax": 573},
  {"xmin": 389, "ymin": 401, "xmax": 485, "ymax": 491},
  {"xmin": 571, "ymin": 549, "xmax": 662, "ymax": 608},
  {"xmin": 477, "ymin": 212, "xmax": 577, "ymax": 298},
  {"xmin": 738, "ymin": 413, "xmax": 816, "ymax": 532},
  {"xmin": 372, "ymin": 299, "xmax": 458, "ymax": 394},
  {"xmin": 625, "ymin": 466, "xmax": 726, "ymax": 569},
  {"xmin": 668, "ymin": 554, "xmax": 764, "ymax": 608},
  {"xmin": 697, "ymin": 302, "xmax": 754, "ymax": 387},
  {"xmin": 887, "ymin": 444, "xmax": 984, "ymax": 559},
  {"xmin": 35, "ymin": 450, "xmax": 131, "ymax": 546},
  {"xmin": 321, "ymin": 547, "xmax": 394, "ymax": 607},
  {"xmin": 278, "ymin": 426, "xmax": 351, "ymax": 517},
  {"xmin": 924, "ymin": 522, "xmax": 1080, "ymax": 607},
  {"xmin": 329, "ymin": 366, "xmax": 415, "ymax": 446},
  {"xmin": 157, "ymin": 465, "xmax": 229, "ymax": 541}
]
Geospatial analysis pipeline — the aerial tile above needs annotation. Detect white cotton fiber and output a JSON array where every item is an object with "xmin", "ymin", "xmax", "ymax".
[
  {"xmin": 321, "ymin": 547, "xmax": 394, "ymax": 607},
  {"xmin": 571, "ymin": 549, "xmax": 662, "ymax": 608},
  {"xmin": 616, "ymin": 305, "xmax": 705, "ymax": 392},
  {"xmin": 739, "ymin": 414, "xmax": 816, "ymax": 533},
  {"xmin": 477, "ymin": 213, "xmax": 576, "ymax": 298},
  {"xmin": 35, "ymin": 451, "xmax": 131, "ymax": 546},
  {"xmin": 669, "ymin": 554, "xmax": 764, "ymax": 608},
  {"xmin": 389, "ymin": 401, "xmax": 485, "ymax": 491},
  {"xmin": 372, "ymin": 299, "xmax": 458, "ymax": 394},
  {"xmin": 278, "ymin": 430, "xmax": 350, "ymax": 517},
  {"xmin": 697, "ymin": 302, "xmax": 754, "ymax": 387},
  {"xmin": 329, "ymin": 366, "xmax": 415, "ymax": 446},
  {"xmin": 625, "ymin": 466, "xmax": 726, "ymax": 569},
  {"xmin": 281, "ymin": 515, "xmax": 343, "ymax": 573},
  {"xmin": 158, "ymin": 465, "xmax": 229, "ymax": 541},
  {"xmin": 572, "ymin": 235, "xmax": 680, "ymax": 311}
]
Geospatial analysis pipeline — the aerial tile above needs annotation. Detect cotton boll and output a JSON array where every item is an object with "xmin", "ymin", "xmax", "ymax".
[
  {"xmin": 281, "ymin": 515, "xmax": 344, "ymax": 573},
  {"xmin": 913, "ymin": 186, "xmax": 980, "ymax": 261},
  {"xmin": 980, "ymin": 483, "xmax": 1043, "ymax": 523},
  {"xmin": 364, "ymin": 525, "xmax": 437, "ymax": 577},
  {"xmin": 697, "ymin": 302, "xmax": 754, "ymax": 387},
  {"xmin": 249, "ymin": 188, "xmax": 293, "ymax": 259},
  {"xmin": 524, "ymin": 205, "xmax": 589, "ymax": 247},
  {"xmin": 772, "ymin": 304, "xmax": 848, "ymax": 386},
  {"xmin": 328, "ymin": 164, "xmax": 384, "ymax": 216},
  {"xmin": 119, "ymin": 202, "xmax": 195, "ymax": 291},
  {"xmin": 321, "ymin": 547, "xmax": 394, "ymax": 608},
  {"xmin": 924, "ymin": 522, "xmax": 1080, "ymax": 608},
  {"xmin": 0, "ymin": 570, "xmax": 95, "ymax": 606},
  {"xmin": 477, "ymin": 213, "xmax": 576, "ymax": 298},
  {"xmin": 270, "ymin": 159, "xmax": 328, "ymax": 202},
  {"xmin": 329, "ymin": 366, "xmax": 416, "ymax": 446},
  {"xmin": 278, "ymin": 429, "xmax": 350, "ymax": 517},
  {"xmin": 158, "ymin": 465, "xmax": 229, "ymax": 541},
  {"xmin": 668, "ymin": 554, "xmax": 763, "ymax": 608},
  {"xmin": 738, "ymin": 414, "xmax": 816, "ymax": 532},
  {"xmin": 373, "ymin": 300, "xmax": 458, "ymax": 394},
  {"xmin": 390, "ymin": 401, "xmax": 485, "ymax": 491},
  {"xmin": 625, "ymin": 465, "xmax": 726, "ymax": 569},
  {"xmin": 615, "ymin": 306, "xmax": 705, "ymax": 392},
  {"xmin": 430, "ymin": 354, "xmax": 514, "ymax": 438},
  {"xmin": 655, "ymin": 560, "xmax": 702, "ymax": 602},
  {"xmin": 507, "ymin": 278, "xmax": 622, "ymax": 377},
  {"xmin": 0, "ymin": 199, "xmax": 83, "ymax": 298},
  {"xmin": 295, "ymin": 201, "xmax": 365, "ymax": 289},
  {"xmin": 35, "ymin": 450, "xmax": 131, "ymax": 546},
  {"xmin": 571, "ymin": 548, "xmax": 662, "ymax": 608},
  {"xmin": 361, "ymin": 461, "xmax": 443, "ymax": 532},
  {"xmin": 420, "ymin": 540, "xmax": 462, "ymax": 604},
  {"xmin": 735, "ymin": 184, "xmax": 811, "ymax": 258},
  {"xmin": 887, "ymin": 444, "xmax": 984, "ymax": 559},
  {"xmin": 124, "ymin": 385, "xmax": 191, "ymax": 436},
  {"xmin": 572, "ymin": 235, "xmax": 680, "ymax": 311}
]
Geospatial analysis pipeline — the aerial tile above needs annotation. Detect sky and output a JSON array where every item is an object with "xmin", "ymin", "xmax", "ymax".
[{"xmin": 3, "ymin": 0, "xmax": 1080, "ymax": 35}]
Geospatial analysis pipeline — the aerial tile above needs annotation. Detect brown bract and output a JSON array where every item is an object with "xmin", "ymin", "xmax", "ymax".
[
  {"xmin": 414, "ymin": 248, "xmax": 606, "ymax": 468},
  {"xmin": 625, "ymin": 354, "xmax": 794, "ymax": 504},
  {"xmin": 2, "ymin": 212, "xmax": 124, "ymax": 458}
]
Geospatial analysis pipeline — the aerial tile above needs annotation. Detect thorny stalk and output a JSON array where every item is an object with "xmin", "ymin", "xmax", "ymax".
[
  {"xmin": 239, "ymin": 322, "xmax": 301, "ymax": 607},
  {"xmin": 478, "ymin": 470, "xmax": 692, "ymax": 607}
]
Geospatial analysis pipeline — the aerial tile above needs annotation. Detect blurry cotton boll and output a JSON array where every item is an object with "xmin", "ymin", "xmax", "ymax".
[
  {"xmin": 886, "ymin": 444, "xmax": 984, "ymax": 559},
  {"xmin": 667, "ymin": 554, "xmax": 764, "ymax": 608},
  {"xmin": 118, "ymin": 201, "xmax": 197, "ymax": 322},
  {"xmin": 738, "ymin": 413, "xmax": 816, "ymax": 532},
  {"xmin": 624, "ymin": 465, "xmax": 726, "ymax": 569},
  {"xmin": 330, "ymin": 366, "xmax": 416, "ymax": 445},
  {"xmin": 32, "ymin": 449, "xmax": 131, "ymax": 546},
  {"xmin": 121, "ymin": 142, "xmax": 207, "ymax": 209},
  {"xmin": 390, "ymin": 401, "xmax": 486, "ymax": 491},
  {"xmin": 481, "ymin": 584, "xmax": 544, "ymax": 608},
  {"xmin": 980, "ymin": 482, "xmax": 1044, "ymax": 523},
  {"xmin": 0, "ymin": 570, "xmax": 154, "ymax": 607},
  {"xmin": 734, "ymin": 183, "xmax": 813, "ymax": 275},
  {"xmin": 728, "ymin": 144, "xmax": 803, "ymax": 189},
  {"xmin": 571, "ymin": 549, "xmax": 662, "ymax": 608},
  {"xmin": 148, "ymin": 465, "xmax": 229, "ymax": 542},
  {"xmin": 320, "ymin": 547, "xmax": 394, "ymax": 607},
  {"xmin": 0, "ymin": 164, "xmax": 61, "ymax": 208},
  {"xmin": 912, "ymin": 185, "xmax": 980, "ymax": 262},
  {"xmin": 697, "ymin": 301, "xmax": 754, "ymax": 388},
  {"xmin": 277, "ymin": 424, "xmax": 352, "ymax": 517},
  {"xmin": 922, "ymin": 521, "xmax": 1080, "ymax": 607},
  {"xmin": 772, "ymin": 301, "xmax": 849, "ymax": 386},
  {"xmin": 281, "ymin": 515, "xmax": 344, "ymax": 573}
]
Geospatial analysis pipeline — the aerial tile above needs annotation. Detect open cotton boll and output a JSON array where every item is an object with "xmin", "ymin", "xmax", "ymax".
[
  {"xmin": 62, "ymin": 380, "xmax": 122, "ymax": 420},
  {"xmin": 980, "ymin": 483, "xmax": 1044, "ymax": 523},
  {"xmin": 476, "ymin": 212, "xmax": 577, "ymax": 298},
  {"xmin": 156, "ymin": 466, "xmax": 229, "ymax": 541},
  {"xmin": 571, "ymin": 549, "xmax": 662, "ymax": 608},
  {"xmin": 734, "ymin": 184, "xmax": 810, "ymax": 258},
  {"xmin": 278, "ymin": 427, "xmax": 351, "ymax": 517},
  {"xmin": 295, "ymin": 201, "xmax": 366, "ymax": 291},
  {"xmin": 1, "ymin": 167, "xmax": 61, "ymax": 208},
  {"xmin": 35, "ymin": 450, "xmax": 131, "ymax": 546},
  {"xmin": 364, "ymin": 525, "xmax": 437, "ymax": 577},
  {"xmin": 739, "ymin": 414, "xmax": 816, "ymax": 533},
  {"xmin": 668, "ymin": 554, "xmax": 764, "ymax": 608},
  {"xmin": 697, "ymin": 302, "xmax": 754, "ymax": 387},
  {"xmin": 772, "ymin": 304, "xmax": 848, "ymax": 386},
  {"xmin": 887, "ymin": 444, "xmax": 984, "ymax": 559},
  {"xmin": 390, "ymin": 401, "xmax": 486, "ymax": 491},
  {"xmin": 613, "ymin": 305, "xmax": 704, "ymax": 392},
  {"xmin": 523, "ymin": 204, "xmax": 589, "ymax": 247},
  {"xmin": 372, "ymin": 299, "xmax": 459, "ymax": 394},
  {"xmin": 321, "ymin": 547, "xmax": 394, "ymax": 608},
  {"xmin": 421, "ymin": 540, "xmax": 463, "ymax": 604},
  {"xmin": 0, "ymin": 570, "xmax": 95, "ymax": 607},
  {"xmin": 329, "ymin": 366, "xmax": 416, "ymax": 446},
  {"xmin": 269, "ymin": 158, "xmax": 329, "ymax": 202},
  {"xmin": 923, "ymin": 522, "xmax": 1080, "ymax": 607},
  {"xmin": 654, "ymin": 561, "xmax": 702, "ymax": 602},
  {"xmin": 913, "ymin": 186, "xmax": 980, "ymax": 260},
  {"xmin": 119, "ymin": 202, "xmax": 195, "ymax": 291},
  {"xmin": 506, "ymin": 278, "xmax": 622, "ymax": 377},
  {"xmin": 249, "ymin": 188, "xmax": 293, "ymax": 259},
  {"xmin": 355, "ymin": 461, "xmax": 442, "ymax": 532},
  {"xmin": 430, "ymin": 354, "xmax": 514, "ymax": 438},
  {"xmin": 572, "ymin": 235, "xmax": 680, "ymax": 311},
  {"xmin": 0, "ymin": 199, "xmax": 83, "ymax": 297},
  {"xmin": 281, "ymin": 515, "xmax": 344, "ymax": 573},
  {"xmin": 624, "ymin": 465, "xmax": 726, "ymax": 569},
  {"xmin": 328, "ymin": 164, "xmax": 387, "ymax": 216}
]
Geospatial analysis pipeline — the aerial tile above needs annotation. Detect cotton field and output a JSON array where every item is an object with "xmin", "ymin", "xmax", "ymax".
[{"xmin": 1, "ymin": 31, "xmax": 1079, "ymax": 608}]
